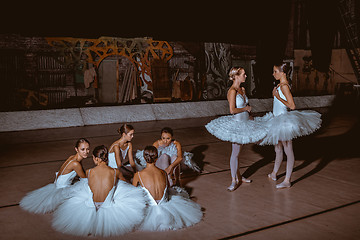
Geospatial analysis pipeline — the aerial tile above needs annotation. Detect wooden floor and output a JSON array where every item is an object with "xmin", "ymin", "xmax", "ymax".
[{"xmin": 0, "ymin": 102, "xmax": 359, "ymax": 240}]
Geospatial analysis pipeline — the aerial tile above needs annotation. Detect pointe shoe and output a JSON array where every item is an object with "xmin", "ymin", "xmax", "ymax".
[
  {"xmin": 227, "ymin": 181, "xmax": 240, "ymax": 192},
  {"xmin": 268, "ymin": 173, "xmax": 276, "ymax": 181},
  {"xmin": 276, "ymin": 181, "xmax": 291, "ymax": 189},
  {"xmin": 241, "ymin": 177, "xmax": 252, "ymax": 183}
]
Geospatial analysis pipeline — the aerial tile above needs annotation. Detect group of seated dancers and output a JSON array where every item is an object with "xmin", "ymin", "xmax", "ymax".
[{"xmin": 20, "ymin": 126, "xmax": 203, "ymax": 237}]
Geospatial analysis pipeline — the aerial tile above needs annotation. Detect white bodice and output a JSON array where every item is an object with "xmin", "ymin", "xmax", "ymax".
[
  {"xmin": 233, "ymin": 93, "xmax": 249, "ymax": 121},
  {"xmin": 273, "ymin": 86, "xmax": 288, "ymax": 116},
  {"xmin": 55, "ymin": 171, "xmax": 77, "ymax": 189},
  {"xmin": 108, "ymin": 145, "xmax": 130, "ymax": 168}
]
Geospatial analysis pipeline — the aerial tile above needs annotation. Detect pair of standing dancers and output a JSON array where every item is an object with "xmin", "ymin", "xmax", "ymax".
[{"xmin": 206, "ymin": 63, "xmax": 322, "ymax": 191}]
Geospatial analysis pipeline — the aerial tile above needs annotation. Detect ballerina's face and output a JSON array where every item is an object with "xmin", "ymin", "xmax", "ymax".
[
  {"xmin": 161, "ymin": 132, "xmax": 172, "ymax": 146},
  {"xmin": 273, "ymin": 66, "xmax": 284, "ymax": 80},
  {"xmin": 235, "ymin": 69, "xmax": 247, "ymax": 83},
  {"xmin": 124, "ymin": 130, "xmax": 134, "ymax": 142},
  {"xmin": 75, "ymin": 142, "xmax": 90, "ymax": 159}
]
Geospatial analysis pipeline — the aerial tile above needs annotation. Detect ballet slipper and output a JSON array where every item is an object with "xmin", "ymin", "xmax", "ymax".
[
  {"xmin": 276, "ymin": 181, "xmax": 291, "ymax": 189},
  {"xmin": 227, "ymin": 180, "xmax": 240, "ymax": 192},
  {"xmin": 268, "ymin": 173, "xmax": 277, "ymax": 181},
  {"xmin": 241, "ymin": 177, "xmax": 252, "ymax": 183}
]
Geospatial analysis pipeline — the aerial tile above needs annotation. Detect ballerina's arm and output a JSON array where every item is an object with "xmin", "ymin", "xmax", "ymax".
[
  {"xmin": 274, "ymin": 84, "xmax": 296, "ymax": 110},
  {"xmin": 71, "ymin": 161, "xmax": 86, "ymax": 178},
  {"xmin": 165, "ymin": 141, "xmax": 183, "ymax": 175},
  {"xmin": 127, "ymin": 142, "xmax": 136, "ymax": 172}
]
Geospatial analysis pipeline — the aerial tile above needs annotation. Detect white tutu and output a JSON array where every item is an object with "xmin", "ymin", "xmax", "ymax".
[
  {"xmin": 52, "ymin": 179, "xmax": 148, "ymax": 237},
  {"xmin": 135, "ymin": 149, "xmax": 201, "ymax": 173},
  {"xmin": 205, "ymin": 114, "xmax": 268, "ymax": 144},
  {"xmin": 139, "ymin": 186, "xmax": 203, "ymax": 231},
  {"xmin": 19, "ymin": 183, "xmax": 73, "ymax": 214},
  {"xmin": 19, "ymin": 170, "xmax": 77, "ymax": 214},
  {"xmin": 255, "ymin": 110, "xmax": 322, "ymax": 145}
]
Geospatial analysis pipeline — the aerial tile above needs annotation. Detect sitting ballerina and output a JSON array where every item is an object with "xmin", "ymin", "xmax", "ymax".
[
  {"xmin": 52, "ymin": 145, "xmax": 148, "ymax": 237},
  {"xmin": 19, "ymin": 138, "xmax": 90, "ymax": 214},
  {"xmin": 255, "ymin": 62, "xmax": 322, "ymax": 188},
  {"xmin": 133, "ymin": 146, "xmax": 203, "ymax": 231},
  {"xmin": 135, "ymin": 127, "xmax": 201, "ymax": 187},
  {"xmin": 205, "ymin": 67, "xmax": 268, "ymax": 191},
  {"xmin": 108, "ymin": 124, "xmax": 136, "ymax": 182}
]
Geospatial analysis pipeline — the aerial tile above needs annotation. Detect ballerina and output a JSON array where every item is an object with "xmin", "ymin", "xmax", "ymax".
[
  {"xmin": 255, "ymin": 62, "xmax": 322, "ymax": 188},
  {"xmin": 52, "ymin": 145, "xmax": 147, "ymax": 237},
  {"xmin": 108, "ymin": 123, "xmax": 136, "ymax": 182},
  {"xmin": 133, "ymin": 145, "xmax": 203, "ymax": 231},
  {"xmin": 135, "ymin": 127, "xmax": 201, "ymax": 187},
  {"xmin": 19, "ymin": 138, "xmax": 90, "ymax": 214},
  {"xmin": 205, "ymin": 67, "xmax": 268, "ymax": 191}
]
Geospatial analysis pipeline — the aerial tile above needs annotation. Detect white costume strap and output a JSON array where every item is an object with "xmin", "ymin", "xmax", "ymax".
[
  {"xmin": 138, "ymin": 172, "xmax": 145, "ymax": 187},
  {"xmin": 56, "ymin": 160, "xmax": 74, "ymax": 182}
]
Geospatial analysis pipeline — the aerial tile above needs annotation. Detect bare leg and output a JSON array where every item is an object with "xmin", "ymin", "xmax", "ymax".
[
  {"xmin": 268, "ymin": 142, "xmax": 283, "ymax": 181},
  {"xmin": 155, "ymin": 154, "xmax": 176, "ymax": 186},
  {"xmin": 155, "ymin": 154, "xmax": 171, "ymax": 170},
  {"xmin": 276, "ymin": 140, "xmax": 294, "ymax": 189}
]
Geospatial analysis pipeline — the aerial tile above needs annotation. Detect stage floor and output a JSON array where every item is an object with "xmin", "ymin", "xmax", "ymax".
[{"xmin": 0, "ymin": 105, "xmax": 359, "ymax": 240}]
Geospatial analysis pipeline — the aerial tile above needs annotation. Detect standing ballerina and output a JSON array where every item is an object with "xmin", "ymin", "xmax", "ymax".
[
  {"xmin": 205, "ymin": 67, "xmax": 268, "ymax": 191},
  {"xmin": 20, "ymin": 138, "xmax": 90, "ymax": 214},
  {"xmin": 52, "ymin": 145, "xmax": 147, "ymax": 237},
  {"xmin": 108, "ymin": 124, "xmax": 136, "ymax": 182},
  {"xmin": 256, "ymin": 62, "xmax": 322, "ymax": 188}
]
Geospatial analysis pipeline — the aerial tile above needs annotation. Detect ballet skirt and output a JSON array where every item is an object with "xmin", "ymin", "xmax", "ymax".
[
  {"xmin": 134, "ymin": 142, "xmax": 200, "ymax": 172},
  {"xmin": 108, "ymin": 145, "xmax": 131, "ymax": 169},
  {"xmin": 255, "ymin": 85, "xmax": 322, "ymax": 145},
  {"xmin": 52, "ymin": 169, "xmax": 148, "ymax": 237},
  {"xmin": 19, "ymin": 160, "xmax": 78, "ymax": 214},
  {"xmin": 138, "ymin": 173, "xmax": 203, "ymax": 231},
  {"xmin": 205, "ymin": 93, "xmax": 268, "ymax": 144}
]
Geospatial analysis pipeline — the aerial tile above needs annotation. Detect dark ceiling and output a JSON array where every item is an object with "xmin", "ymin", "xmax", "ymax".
[{"xmin": 2, "ymin": 0, "xmax": 339, "ymax": 44}]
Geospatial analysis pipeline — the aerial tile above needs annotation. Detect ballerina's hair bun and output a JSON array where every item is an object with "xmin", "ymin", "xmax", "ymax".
[
  {"xmin": 143, "ymin": 145, "xmax": 158, "ymax": 163},
  {"xmin": 93, "ymin": 145, "xmax": 108, "ymax": 163},
  {"xmin": 228, "ymin": 67, "xmax": 244, "ymax": 81},
  {"xmin": 117, "ymin": 124, "xmax": 134, "ymax": 135},
  {"xmin": 275, "ymin": 62, "xmax": 290, "ymax": 75}
]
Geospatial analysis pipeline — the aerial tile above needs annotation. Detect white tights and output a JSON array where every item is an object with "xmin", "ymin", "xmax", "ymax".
[
  {"xmin": 230, "ymin": 143, "xmax": 242, "ymax": 181},
  {"xmin": 270, "ymin": 141, "xmax": 295, "ymax": 187}
]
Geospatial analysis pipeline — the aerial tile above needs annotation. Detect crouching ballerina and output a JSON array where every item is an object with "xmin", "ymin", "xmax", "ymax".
[
  {"xmin": 52, "ymin": 145, "xmax": 148, "ymax": 237},
  {"xmin": 255, "ymin": 62, "xmax": 322, "ymax": 188},
  {"xmin": 135, "ymin": 127, "xmax": 201, "ymax": 187},
  {"xmin": 19, "ymin": 138, "xmax": 90, "ymax": 214},
  {"xmin": 205, "ymin": 67, "xmax": 268, "ymax": 191},
  {"xmin": 133, "ymin": 146, "xmax": 203, "ymax": 231}
]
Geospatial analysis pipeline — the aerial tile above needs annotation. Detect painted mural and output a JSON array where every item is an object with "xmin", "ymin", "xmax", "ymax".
[{"xmin": 203, "ymin": 43, "xmax": 232, "ymax": 100}]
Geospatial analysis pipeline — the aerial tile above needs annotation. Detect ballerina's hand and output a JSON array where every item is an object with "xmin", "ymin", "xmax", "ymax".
[
  {"xmin": 245, "ymin": 105, "xmax": 251, "ymax": 112},
  {"xmin": 165, "ymin": 166, "xmax": 173, "ymax": 175},
  {"xmin": 272, "ymin": 87, "xmax": 279, "ymax": 97}
]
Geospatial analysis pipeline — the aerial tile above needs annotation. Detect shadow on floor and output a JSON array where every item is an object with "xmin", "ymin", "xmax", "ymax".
[{"xmin": 180, "ymin": 145, "xmax": 209, "ymax": 195}]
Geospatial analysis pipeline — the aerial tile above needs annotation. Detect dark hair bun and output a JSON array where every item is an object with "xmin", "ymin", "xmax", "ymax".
[{"xmin": 143, "ymin": 145, "xmax": 158, "ymax": 163}]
